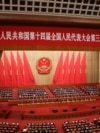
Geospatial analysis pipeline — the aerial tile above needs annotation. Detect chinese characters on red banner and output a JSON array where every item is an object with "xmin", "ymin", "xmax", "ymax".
[
  {"xmin": 0, "ymin": 31, "xmax": 100, "ymax": 42},
  {"xmin": 0, "ymin": 26, "xmax": 99, "ymax": 47}
]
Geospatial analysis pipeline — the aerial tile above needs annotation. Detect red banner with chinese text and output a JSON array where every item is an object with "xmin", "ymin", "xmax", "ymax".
[{"xmin": 0, "ymin": 26, "xmax": 99, "ymax": 47}]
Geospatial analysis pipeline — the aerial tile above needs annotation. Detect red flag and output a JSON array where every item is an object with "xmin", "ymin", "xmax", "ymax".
[
  {"xmin": 52, "ymin": 52, "xmax": 63, "ymax": 85},
  {"xmin": 63, "ymin": 52, "xmax": 69, "ymax": 84},
  {"xmin": 74, "ymin": 52, "xmax": 81, "ymax": 84},
  {"xmin": 23, "ymin": 51, "xmax": 36, "ymax": 86},
  {"xmin": 11, "ymin": 52, "xmax": 17, "ymax": 87},
  {"xmin": 0, "ymin": 60, "xmax": 5, "ymax": 87},
  {"xmin": 3, "ymin": 52, "xmax": 11, "ymax": 87},
  {"xmin": 81, "ymin": 52, "xmax": 87, "ymax": 83},
  {"xmin": 17, "ymin": 52, "xmax": 24, "ymax": 86},
  {"xmin": 69, "ymin": 53, "xmax": 74, "ymax": 84}
]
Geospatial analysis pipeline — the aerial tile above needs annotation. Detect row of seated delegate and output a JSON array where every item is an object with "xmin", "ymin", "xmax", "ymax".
[
  {"xmin": 18, "ymin": 88, "xmax": 49, "ymax": 99},
  {"xmin": 0, "ymin": 89, "xmax": 12, "ymax": 99},
  {"xmin": 81, "ymin": 85, "xmax": 100, "ymax": 95},
  {"xmin": 17, "ymin": 86, "xmax": 100, "ymax": 99},
  {"xmin": 51, "ymin": 86, "xmax": 85, "ymax": 97},
  {"xmin": 0, "ymin": 118, "xmax": 100, "ymax": 133},
  {"xmin": 63, "ymin": 118, "xmax": 100, "ymax": 133},
  {"xmin": 0, "ymin": 122, "xmax": 19, "ymax": 133},
  {"xmin": 21, "ymin": 122, "xmax": 58, "ymax": 133},
  {"xmin": 0, "ymin": 86, "xmax": 100, "ymax": 101}
]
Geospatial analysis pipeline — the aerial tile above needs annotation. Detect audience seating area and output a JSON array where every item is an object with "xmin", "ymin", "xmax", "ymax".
[
  {"xmin": 0, "ymin": 85, "xmax": 100, "ymax": 101},
  {"xmin": 21, "ymin": 122, "xmax": 58, "ymax": 133},
  {"xmin": 81, "ymin": 85, "xmax": 100, "ymax": 95},
  {"xmin": 0, "ymin": 118, "xmax": 100, "ymax": 133},
  {"xmin": 18, "ymin": 88, "xmax": 49, "ymax": 99},
  {"xmin": 51, "ymin": 86, "xmax": 85, "ymax": 97},
  {"xmin": 0, "ymin": 122, "xmax": 19, "ymax": 133},
  {"xmin": 7, "ymin": 85, "xmax": 100, "ymax": 105},
  {"xmin": 0, "ymin": 85, "xmax": 99, "ymax": 105},
  {"xmin": 0, "ymin": 84, "xmax": 99, "ymax": 133},
  {"xmin": 47, "ymin": 86, "xmax": 97, "ymax": 103},
  {"xmin": 0, "ymin": 89, "xmax": 12, "ymax": 100},
  {"xmin": 62, "ymin": 118, "xmax": 100, "ymax": 133}
]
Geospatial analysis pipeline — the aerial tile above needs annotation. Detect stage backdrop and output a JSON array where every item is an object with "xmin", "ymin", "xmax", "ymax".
[{"xmin": 0, "ymin": 51, "xmax": 99, "ymax": 87}]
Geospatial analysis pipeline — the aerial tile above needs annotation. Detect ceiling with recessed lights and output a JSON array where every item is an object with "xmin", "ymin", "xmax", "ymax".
[{"xmin": 0, "ymin": 0, "xmax": 99, "ymax": 19}]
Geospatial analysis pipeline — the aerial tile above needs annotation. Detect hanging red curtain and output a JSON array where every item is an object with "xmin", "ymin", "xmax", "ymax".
[
  {"xmin": 63, "ymin": 52, "xmax": 69, "ymax": 84},
  {"xmin": 0, "ymin": 60, "xmax": 5, "ymax": 87},
  {"xmin": 11, "ymin": 52, "xmax": 18, "ymax": 87},
  {"xmin": 81, "ymin": 52, "xmax": 87, "ymax": 83},
  {"xmin": 23, "ymin": 51, "xmax": 36, "ymax": 86},
  {"xmin": 3, "ymin": 52, "xmax": 11, "ymax": 87},
  {"xmin": 69, "ymin": 52, "xmax": 75, "ymax": 84},
  {"xmin": 52, "ymin": 52, "xmax": 63, "ymax": 85},
  {"xmin": 74, "ymin": 52, "xmax": 81, "ymax": 84},
  {"xmin": 17, "ymin": 52, "xmax": 24, "ymax": 86}
]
